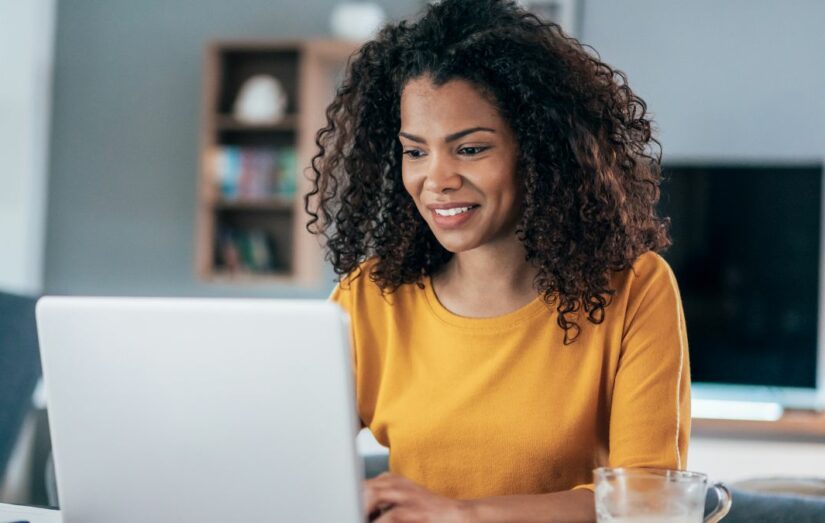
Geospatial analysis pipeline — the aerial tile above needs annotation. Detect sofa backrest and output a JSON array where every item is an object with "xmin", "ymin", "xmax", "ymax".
[{"xmin": 0, "ymin": 291, "xmax": 42, "ymax": 473}]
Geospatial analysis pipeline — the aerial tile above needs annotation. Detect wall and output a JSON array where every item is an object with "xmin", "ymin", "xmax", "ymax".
[
  {"xmin": 43, "ymin": 0, "xmax": 421, "ymax": 298},
  {"xmin": 689, "ymin": 435, "xmax": 825, "ymax": 483},
  {"xmin": 583, "ymin": 0, "xmax": 825, "ymax": 161},
  {"xmin": 0, "ymin": 0, "xmax": 56, "ymax": 294}
]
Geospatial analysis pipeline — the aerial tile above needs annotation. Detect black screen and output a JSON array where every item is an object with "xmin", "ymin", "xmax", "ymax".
[{"xmin": 657, "ymin": 164, "xmax": 822, "ymax": 388}]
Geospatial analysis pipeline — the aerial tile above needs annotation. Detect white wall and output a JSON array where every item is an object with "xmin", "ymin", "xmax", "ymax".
[
  {"xmin": 0, "ymin": 0, "xmax": 56, "ymax": 294},
  {"xmin": 689, "ymin": 436, "xmax": 825, "ymax": 483}
]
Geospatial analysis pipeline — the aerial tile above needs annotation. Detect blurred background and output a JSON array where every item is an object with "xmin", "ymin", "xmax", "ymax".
[{"xmin": 1, "ymin": 0, "xmax": 825, "ymax": 511}]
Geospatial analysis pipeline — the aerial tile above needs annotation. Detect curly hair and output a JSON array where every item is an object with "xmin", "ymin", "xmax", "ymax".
[{"xmin": 305, "ymin": 0, "xmax": 671, "ymax": 344}]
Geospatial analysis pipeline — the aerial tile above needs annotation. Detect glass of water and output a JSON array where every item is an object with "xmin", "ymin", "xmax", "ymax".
[{"xmin": 593, "ymin": 467, "xmax": 732, "ymax": 523}]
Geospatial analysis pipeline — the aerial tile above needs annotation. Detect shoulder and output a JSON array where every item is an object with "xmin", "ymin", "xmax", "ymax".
[
  {"xmin": 629, "ymin": 251, "xmax": 675, "ymax": 284},
  {"xmin": 613, "ymin": 251, "xmax": 682, "ymax": 325},
  {"xmin": 328, "ymin": 256, "xmax": 392, "ymax": 314},
  {"xmin": 611, "ymin": 251, "xmax": 676, "ymax": 290}
]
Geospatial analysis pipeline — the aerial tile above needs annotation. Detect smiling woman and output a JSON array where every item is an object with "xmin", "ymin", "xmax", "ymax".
[{"xmin": 304, "ymin": 0, "xmax": 687, "ymax": 521}]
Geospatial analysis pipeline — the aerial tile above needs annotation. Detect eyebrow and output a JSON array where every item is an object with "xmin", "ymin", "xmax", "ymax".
[{"xmin": 398, "ymin": 127, "xmax": 496, "ymax": 144}]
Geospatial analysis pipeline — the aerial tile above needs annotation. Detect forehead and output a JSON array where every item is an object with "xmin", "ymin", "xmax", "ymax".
[{"xmin": 399, "ymin": 76, "xmax": 503, "ymax": 131}]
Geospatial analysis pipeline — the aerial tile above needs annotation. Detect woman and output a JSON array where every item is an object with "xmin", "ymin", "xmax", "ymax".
[{"xmin": 305, "ymin": 0, "xmax": 690, "ymax": 521}]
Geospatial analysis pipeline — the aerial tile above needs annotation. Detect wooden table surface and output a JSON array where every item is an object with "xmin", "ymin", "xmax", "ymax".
[{"xmin": 692, "ymin": 410, "xmax": 825, "ymax": 441}]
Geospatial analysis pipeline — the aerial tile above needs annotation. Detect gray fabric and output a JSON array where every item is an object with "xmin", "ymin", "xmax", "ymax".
[
  {"xmin": 363, "ymin": 454, "xmax": 389, "ymax": 480},
  {"xmin": 706, "ymin": 486, "xmax": 825, "ymax": 522},
  {"xmin": 0, "ymin": 291, "xmax": 41, "ymax": 473}
]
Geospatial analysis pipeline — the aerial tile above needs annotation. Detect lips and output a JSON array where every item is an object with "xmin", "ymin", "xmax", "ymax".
[
  {"xmin": 428, "ymin": 204, "xmax": 480, "ymax": 229},
  {"xmin": 426, "ymin": 202, "xmax": 480, "ymax": 210}
]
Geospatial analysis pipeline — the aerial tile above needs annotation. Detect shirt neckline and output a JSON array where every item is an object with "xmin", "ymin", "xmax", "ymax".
[{"xmin": 422, "ymin": 274, "xmax": 552, "ymax": 331}]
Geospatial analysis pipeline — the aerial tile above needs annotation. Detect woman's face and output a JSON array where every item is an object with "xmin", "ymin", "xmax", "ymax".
[{"xmin": 399, "ymin": 76, "xmax": 522, "ymax": 254}]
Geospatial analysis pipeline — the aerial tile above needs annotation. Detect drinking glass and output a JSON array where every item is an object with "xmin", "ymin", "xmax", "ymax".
[{"xmin": 593, "ymin": 467, "xmax": 732, "ymax": 523}]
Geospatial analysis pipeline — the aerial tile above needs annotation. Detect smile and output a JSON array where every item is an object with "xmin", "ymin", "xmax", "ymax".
[
  {"xmin": 430, "ymin": 205, "xmax": 480, "ymax": 229},
  {"xmin": 434, "ymin": 206, "xmax": 477, "ymax": 216}
]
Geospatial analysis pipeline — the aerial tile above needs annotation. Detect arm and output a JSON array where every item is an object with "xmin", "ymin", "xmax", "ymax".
[
  {"xmin": 608, "ymin": 254, "xmax": 691, "ymax": 471},
  {"xmin": 462, "ymin": 488, "xmax": 595, "ymax": 523}
]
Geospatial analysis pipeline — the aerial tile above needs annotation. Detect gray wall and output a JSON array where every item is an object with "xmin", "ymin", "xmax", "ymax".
[
  {"xmin": 44, "ymin": 0, "xmax": 825, "ymax": 297},
  {"xmin": 44, "ymin": 0, "xmax": 422, "ymax": 298},
  {"xmin": 584, "ymin": 0, "xmax": 825, "ymax": 161}
]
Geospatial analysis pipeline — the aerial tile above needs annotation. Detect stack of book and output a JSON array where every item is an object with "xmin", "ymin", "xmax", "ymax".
[
  {"xmin": 214, "ymin": 226, "xmax": 281, "ymax": 273},
  {"xmin": 212, "ymin": 146, "xmax": 297, "ymax": 200}
]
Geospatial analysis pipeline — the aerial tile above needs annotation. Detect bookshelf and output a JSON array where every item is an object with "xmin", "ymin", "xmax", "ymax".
[{"xmin": 196, "ymin": 39, "xmax": 360, "ymax": 284}]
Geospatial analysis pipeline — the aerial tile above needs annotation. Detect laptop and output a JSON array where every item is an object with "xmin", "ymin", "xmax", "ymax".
[{"xmin": 35, "ymin": 296, "xmax": 363, "ymax": 523}]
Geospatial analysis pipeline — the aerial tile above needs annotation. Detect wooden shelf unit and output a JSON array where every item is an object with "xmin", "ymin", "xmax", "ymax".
[
  {"xmin": 215, "ymin": 113, "xmax": 299, "ymax": 132},
  {"xmin": 196, "ymin": 39, "xmax": 361, "ymax": 284}
]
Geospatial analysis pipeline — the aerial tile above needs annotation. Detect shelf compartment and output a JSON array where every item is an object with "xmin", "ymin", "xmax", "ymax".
[
  {"xmin": 215, "ymin": 113, "xmax": 299, "ymax": 132},
  {"xmin": 214, "ymin": 196, "xmax": 296, "ymax": 212}
]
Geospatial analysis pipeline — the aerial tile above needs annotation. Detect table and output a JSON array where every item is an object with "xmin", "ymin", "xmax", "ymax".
[{"xmin": 0, "ymin": 503, "xmax": 61, "ymax": 523}]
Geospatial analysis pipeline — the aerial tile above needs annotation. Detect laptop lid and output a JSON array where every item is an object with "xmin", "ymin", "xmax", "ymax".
[{"xmin": 36, "ymin": 297, "xmax": 362, "ymax": 523}]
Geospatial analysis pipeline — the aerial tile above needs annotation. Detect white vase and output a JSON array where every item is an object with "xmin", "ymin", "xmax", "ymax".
[
  {"xmin": 233, "ymin": 74, "xmax": 288, "ymax": 124},
  {"xmin": 329, "ymin": 2, "xmax": 387, "ymax": 41}
]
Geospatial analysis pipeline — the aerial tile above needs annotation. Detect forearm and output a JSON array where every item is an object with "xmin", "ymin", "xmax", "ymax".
[{"xmin": 461, "ymin": 488, "xmax": 595, "ymax": 523}]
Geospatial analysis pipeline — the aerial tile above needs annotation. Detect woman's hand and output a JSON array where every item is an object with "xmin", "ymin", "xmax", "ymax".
[{"xmin": 363, "ymin": 472, "xmax": 472, "ymax": 523}]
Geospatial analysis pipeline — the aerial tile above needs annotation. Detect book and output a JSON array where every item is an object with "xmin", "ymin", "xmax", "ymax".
[
  {"xmin": 213, "ymin": 146, "xmax": 297, "ymax": 201},
  {"xmin": 215, "ymin": 225, "xmax": 281, "ymax": 273}
]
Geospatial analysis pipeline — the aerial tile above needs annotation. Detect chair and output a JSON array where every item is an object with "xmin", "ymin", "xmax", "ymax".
[
  {"xmin": 0, "ymin": 291, "xmax": 43, "ymax": 499},
  {"xmin": 705, "ymin": 481, "xmax": 825, "ymax": 522}
]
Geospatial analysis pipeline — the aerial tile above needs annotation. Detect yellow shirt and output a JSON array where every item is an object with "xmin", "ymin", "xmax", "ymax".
[{"xmin": 330, "ymin": 251, "xmax": 691, "ymax": 499}]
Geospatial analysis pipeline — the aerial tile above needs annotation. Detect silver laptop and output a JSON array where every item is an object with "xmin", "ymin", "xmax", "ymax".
[{"xmin": 35, "ymin": 297, "xmax": 363, "ymax": 523}]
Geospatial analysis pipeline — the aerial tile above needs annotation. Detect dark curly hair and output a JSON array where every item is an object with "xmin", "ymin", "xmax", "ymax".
[{"xmin": 305, "ymin": 0, "xmax": 671, "ymax": 344}]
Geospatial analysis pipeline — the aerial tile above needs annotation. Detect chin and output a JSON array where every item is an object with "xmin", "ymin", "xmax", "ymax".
[{"xmin": 430, "ymin": 231, "xmax": 482, "ymax": 254}]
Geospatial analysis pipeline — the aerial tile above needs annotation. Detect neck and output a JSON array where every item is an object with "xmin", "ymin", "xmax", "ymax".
[{"xmin": 433, "ymin": 237, "xmax": 540, "ymax": 317}]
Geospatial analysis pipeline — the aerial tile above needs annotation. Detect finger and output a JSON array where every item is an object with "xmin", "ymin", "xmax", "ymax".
[
  {"xmin": 363, "ymin": 480, "xmax": 411, "ymax": 515},
  {"xmin": 366, "ymin": 472, "xmax": 420, "ymax": 493},
  {"xmin": 366, "ymin": 503, "xmax": 391, "ymax": 523},
  {"xmin": 365, "ymin": 472, "xmax": 401, "ymax": 486},
  {"xmin": 372, "ymin": 506, "xmax": 399, "ymax": 523},
  {"xmin": 374, "ymin": 507, "xmax": 421, "ymax": 523}
]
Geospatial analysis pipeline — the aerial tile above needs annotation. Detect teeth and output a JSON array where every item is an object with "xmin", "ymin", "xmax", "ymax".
[{"xmin": 435, "ymin": 206, "xmax": 475, "ymax": 217}]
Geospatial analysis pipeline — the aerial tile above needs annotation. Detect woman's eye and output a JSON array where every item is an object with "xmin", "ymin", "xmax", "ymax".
[
  {"xmin": 403, "ymin": 149, "xmax": 425, "ymax": 159},
  {"xmin": 459, "ymin": 146, "xmax": 488, "ymax": 155}
]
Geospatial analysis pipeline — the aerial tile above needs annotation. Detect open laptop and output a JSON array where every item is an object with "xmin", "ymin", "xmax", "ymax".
[{"xmin": 35, "ymin": 297, "xmax": 363, "ymax": 523}]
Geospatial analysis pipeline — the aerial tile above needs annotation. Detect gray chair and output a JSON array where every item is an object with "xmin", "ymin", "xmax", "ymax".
[
  {"xmin": 706, "ymin": 484, "xmax": 825, "ymax": 522},
  {"xmin": 363, "ymin": 453, "xmax": 389, "ymax": 479},
  {"xmin": 0, "ymin": 291, "xmax": 44, "ymax": 502},
  {"xmin": 0, "ymin": 292, "xmax": 41, "ymax": 471}
]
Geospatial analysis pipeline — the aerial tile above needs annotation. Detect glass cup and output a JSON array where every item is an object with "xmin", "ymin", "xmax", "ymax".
[{"xmin": 593, "ymin": 467, "xmax": 732, "ymax": 523}]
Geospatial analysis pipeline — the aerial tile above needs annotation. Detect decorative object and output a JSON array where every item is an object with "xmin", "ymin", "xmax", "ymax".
[
  {"xmin": 329, "ymin": 2, "xmax": 387, "ymax": 41},
  {"xmin": 517, "ymin": 0, "xmax": 581, "ymax": 37},
  {"xmin": 232, "ymin": 74, "xmax": 288, "ymax": 124}
]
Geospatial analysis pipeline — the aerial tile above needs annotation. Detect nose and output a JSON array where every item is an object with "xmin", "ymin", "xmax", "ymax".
[{"xmin": 423, "ymin": 154, "xmax": 463, "ymax": 193}]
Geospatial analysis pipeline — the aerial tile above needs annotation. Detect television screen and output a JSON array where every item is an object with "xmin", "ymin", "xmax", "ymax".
[{"xmin": 657, "ymin": 164, "xmax": 822, "ymax": 390}]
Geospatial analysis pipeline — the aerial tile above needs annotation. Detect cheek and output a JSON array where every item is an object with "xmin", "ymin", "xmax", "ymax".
[
  {"xmin": 481, "ymin": 166, "xmax": 519, "ymax": 203},
  {"xmin": 401, "ymin": 170, "xmax": 422, "ymax": 203}
]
